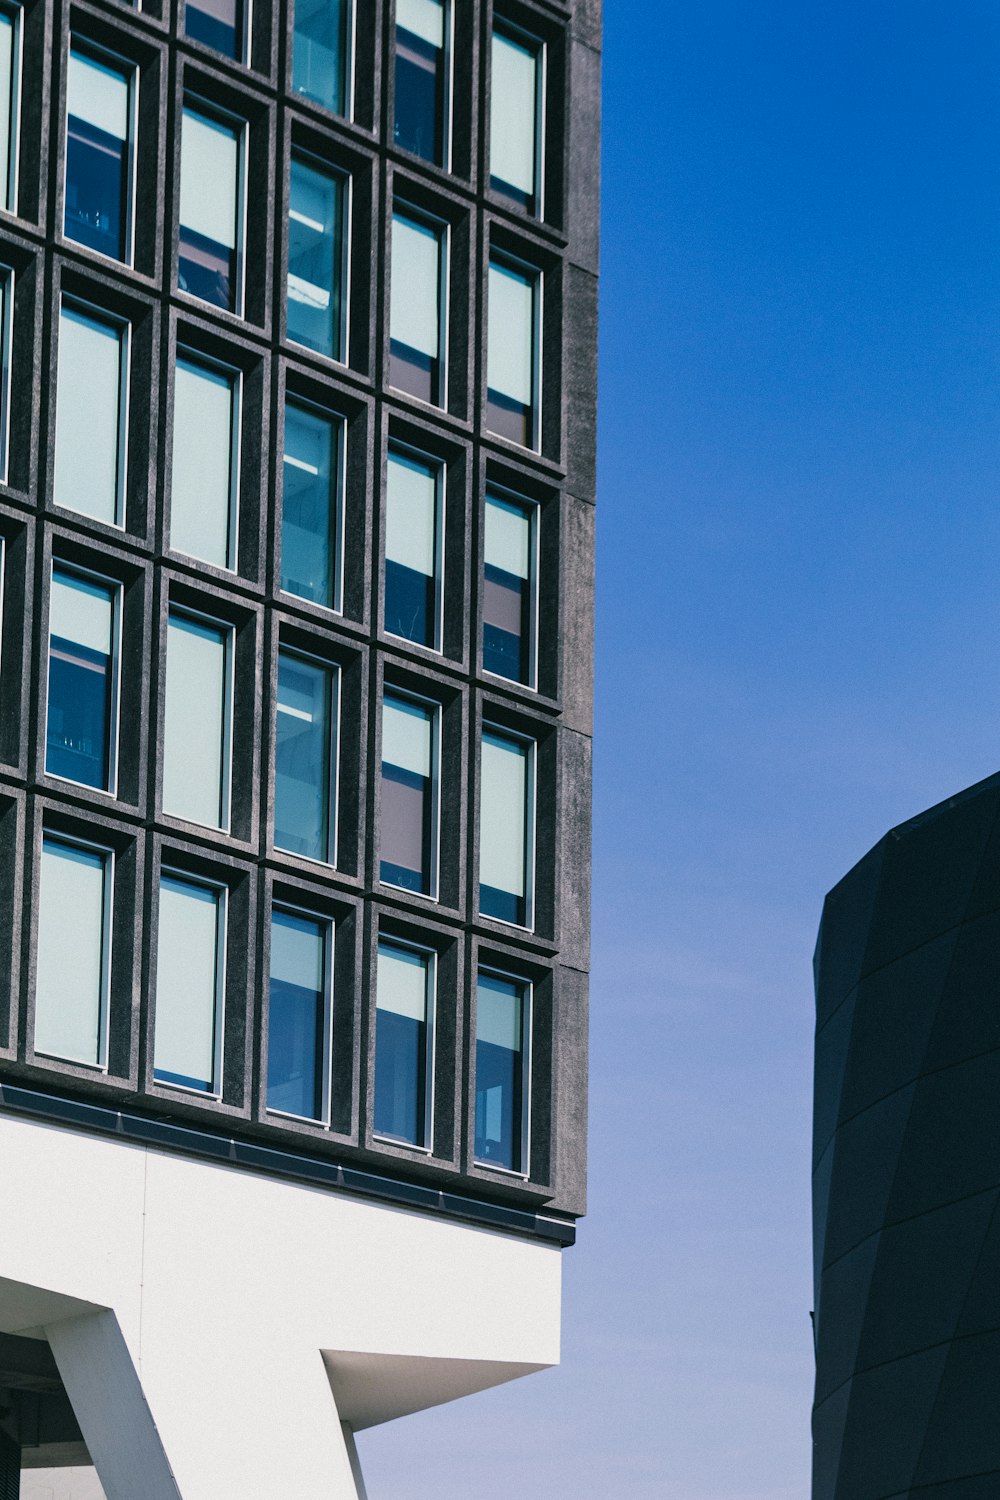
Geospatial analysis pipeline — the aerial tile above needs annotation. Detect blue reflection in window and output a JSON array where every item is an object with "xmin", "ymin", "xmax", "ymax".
[
  {"xmin": 267, "ymin": 907, "xmax": 328, "ymax": 1121},
  {"xmin": 46, "ymin": 569, "xmax": 115, "ymax": 791}
]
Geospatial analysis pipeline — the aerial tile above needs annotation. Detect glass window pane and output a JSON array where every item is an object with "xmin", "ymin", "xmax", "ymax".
[
  {"xmin": 35, "ymin": 838, "xmax": 109, "ymax": 1066},
  {"xmin": 179, "ymin": 106, "xmax": 241, "ymax": 313},
  {"xmin": 267, "ymin": 907, "xmax": 328, "ymax": 1120},
  {"xmin": 487, "ymin": 259, "xmax": 537, "ymax": 447},
  {"xmin": 475, "ymin": 971, "xmax": 525, "ymax": 1170},
  {"xmin": 46, "ymin": 569, "xmax": 115, "ymax": 791},
  {"xmin": 484, "ymin": 493, "xmax": 533, "ymax": 684},
  {"xmin": 490, "ymin": 29, "xmax": 539, "ymax": 212},
  {"xmin": 0, "ymin": 11, "xmax": 17, "ymax": 212},
  {"xmin": 65, "ymin": 48, "xmax": 131, "ymax": 262},
  {"xmin": 384, "ymin": 449, "xmax": 439, "ymax": 649},
  {"xmin": 275, "ymin": 651, "xmax": 335, "ymax": 863},
  {"xmin": 154, "ymin": 874, "xmax": 223, "ymax": 1093},
  {"xmin": 281, "ymin": 400, "xmax": 340, "ymax": 609},
  {"xmin": 479, "ymin": 729, "xmax": 531, "ymax": 926},
  {"xmin": 390, "ymin": 212, "xmax": 442, "ymax": 404},
  {"xmin": 293, "ymin": 0, "xmax": 348, "ymax": 116},
  {"xmin": 171, "ymin": 356, "xmax": 236, "ymax": 569},
  {"xmin": 163, "ymin": 612, "xmax": 229, "ymax": 829},
  {"xmin": 288, "ymin": 156, "xmax": 344, "ymax": 359},
  {"xmin": 394, "ymin": 0, "xmax": 446, "ymax": 165},
  {"xmin": 54, "ymin": 304, "xmax": 125, "ymax": 526},
  {"xmin": 380, "ymin": 694, "xmax": 435, "ymax": 895},
  {"xmin": 375, "ymin": 940, "xmax": 430, "ymax": 1145},
  {"xmin": 185, "ymin": 0, "xmax": 245, "ymax": 62}
]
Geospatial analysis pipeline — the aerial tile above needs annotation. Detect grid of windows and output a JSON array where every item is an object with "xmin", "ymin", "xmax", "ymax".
[{"xmin": 0, "ymin": 0, "xmax": 595, "ymax": 1221}]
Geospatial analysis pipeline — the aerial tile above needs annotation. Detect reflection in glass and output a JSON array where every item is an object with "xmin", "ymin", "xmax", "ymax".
[
  {"xmin": 483, "ymin": 492, "xmax": 534, "ymax": 684},
  {"xmin": 35, "ymin": 837, "xmax": 110, "ymax": 1067},
  {"xmin": 268, "ymin": 907, "xmax": 329, "ymax": 1120},
  {"xmin": 0, "ymin": 8, "xmax": 20, "ymax": 212},
  {"xmin": 163, "ymin": 612, "xmax": 230, "ymax": 829},
  {"xmin": 374, "ymin": 940, "xmax": 431, "ymax": 1146},
  {"xmin": 475, "ymin": 970, "xmax": 526, "ymax": 1171},
  {"xmin": 154, "ymin": 873, "xmax": 224, "ymax": 1093},
  {"xmin": 490, "ymin": 27, "xmax": 541, "ymax": 214},
  {"xmin": 185, "ymin": 0, "xmax": 246, "ymax": 62},
  {"xmin": 380, "ymin": 693, "xmax": 436, "ymax": 895},
  {"xmin": 46, "ymin": 568, "xmax": 116, "ymax": 791},
  {"xmin": 293, "ymin": 0, "xmax": 348, "ymax": 116},
  {"xmin": 281, "ymin": 400, "xmax": 341, "ymax": 609},
  {"xmin": 54, "ymin": 303, "xmax": 127, "ymax": 526},
  {"xmin": 389, "ymin": 210, "xmax": 443, "ymax": 405},
  {"xmin": 65, "ymin": 47, "xmax": 131, "ymax": 262},
  {"xmin": 394, "ymin": 0, "xmax": 446, "ymax": 165},
  {"xmin": 384, "ymin": 448, "xmax": 440, "ymax": 649},
  {"xmin": 479, "ymin": 728, "xmax": 532, "ymax": 926},
  {"xmin": 487, "ymin": 257, "xmax": 538, "ymax": 448},
  {"xmin": 275, "ymin": 651, "xmax": 336, "ymax": 863},
  {"xmin": 288, "ymin": 156, "xmax": 344, "ymax": 359},
  {"xmin": 179, "ymin": 105, "xmax": 241, "ymax": 313},
  {"xmin": 171, "ymin": 355, "xmax": 238, "ymax": 569}
]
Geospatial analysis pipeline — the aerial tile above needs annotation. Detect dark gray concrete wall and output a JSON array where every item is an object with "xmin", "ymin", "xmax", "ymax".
[{"xmin": 813, "ymin": 772, "xmax": 1000, "ymax": 1497}]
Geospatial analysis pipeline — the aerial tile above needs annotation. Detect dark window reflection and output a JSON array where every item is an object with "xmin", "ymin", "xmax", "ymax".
[
  {"xmin": 46, "ymin": 569, "xmax": 115, "ymax": 791},
  {"xmin": 65, "ymin": 48, "xmax": 130, "ymax": 263},
  {"xmin": 268, "ymin": 907, "xmax": 328, "ymax": 1121}
]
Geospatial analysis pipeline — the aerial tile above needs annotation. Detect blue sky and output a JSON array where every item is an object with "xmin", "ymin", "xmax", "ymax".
[{"xmin": 360, "ymin": 3, "xmax": 1000, "ymax": 1494}]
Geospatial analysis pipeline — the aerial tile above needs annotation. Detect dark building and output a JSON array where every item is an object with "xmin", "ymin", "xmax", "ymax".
[
  {"xmin": 0, "ymin": 0, "xmax": 600, "ymax": 1493},
  {"xmin": 812, "ymin": 772, "xmax": 1000, "ymax": 1499}
]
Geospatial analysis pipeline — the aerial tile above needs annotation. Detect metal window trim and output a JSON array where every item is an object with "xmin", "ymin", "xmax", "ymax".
[
  {"xmin": 273, "ymin": 644, "xmax": 341, "ymax": 868},
  {"xmin": 490, "ymin": 16, "xmax": 546, "ymax": 220},
  {"xmin": 480, "ymin": 719, "xmax": 536, "ymax": 933},
  {"xmin": 279, "ymin": 393, "xmax": 346, "ymax": 616},
  {"xmin": 1, "ymin": 1, "xmax": 22, "ymax": 216},
  {"xmin": 379, "ymin": 683, "xmax": 441, "ymax": 903},
  {"xmin": 45, "ymin": 558, "xmax": 124, "ymax": 802},
  {"xmin": 266, "ymin": 899, "xmax": 335, "ymax": 1127},
  {"xmin": 55, "ymin": 294, "xmax": 131, "ymax": 530},
  {"xmin": 473, "ymin": 962, "xmax": 531, "ymax": 1177},
  {"xmin": 37, "ymin": 829, "xmax": 115, "ymax": 1073},
  {"xmin": 374, "ymin": 933, "xmax": 437, "ymax": 1153},
  {"xmin": 163, "ymin": 603, "xmax": 235, "ymax": 835},
  {"xmin": 155, "ymin": 864, "xmax": 229, "ymax": 1100},
  {"xmin": 179, "ymin": 95, "xmax": 248, "ymax": 321},
  {"xmin": 390, "ymin": 201, "xmax": 449, "ymax": 410},
  {"xmin": 287, "ymin": 148, "xmax": 352, "ymax": 368},
  {"xmin": 65, "ymin": 37, "xmax": 139, "ymax": 270},
  {"xmin": 384, "ymin": 439, "xmax": 446, "ymax": 655},
  {"xmin": 171, "ymin": 345, "xmax": 242, "ymax": 573},
  {"xmin": 482, "ymin": 483, "xmax": 539, "ymax": 692}
]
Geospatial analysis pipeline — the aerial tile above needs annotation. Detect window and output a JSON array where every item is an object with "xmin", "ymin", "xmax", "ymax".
[
  {"xmin": 483, "ymin": 490, "xmax": 536, "ymax": 686},
  {"xmin": 292, "ymin": 0, "xmax": 350, "ymax": 117},
  {"xmin": 487, "ymin": 255, "xmax": 540, "ymax": 449},
  {"xmin": 179, "ymin": 103, "xmax": 244, "ymax": 315},
  {"xmin": 185, "ymin": 0, "xmax": 248, "ymax": 63},
  {"xmin": 490, "ymin": 24, "xmax": 543, "ymax": 215},
  {"xmin": 394, "ymin": 0, "xmax": 448, "ymax": 166},
  {"xmin": 54, "ymin": 301, "xmax": 128, "ymax": 527},
  {"xmin": 384, "ymin": 447, "xmax": 442, "ymax": 650},
  {"xmin": 46, "ymin": 567, "xmax": 120, "ymax": 793},
  {"xmin": 287, "ymin": 154, "xmax": 346, "ymax": 361},
  {"xmin": 0, "ymin": 266, "xmax": 12, "ymax": 483},
  {"xmin": 64, "ymin": 44, "xmax": 134, "ymax": 264},
  {"xmin": 154, "ymin": 871, "xmax": 225, "ymax": 1094},
  {"xmin": 380, "ymin": 692, "xmax": 438, "ymax": 896},
  {"xmin": 475, "ymin": 969, "xmax": 529, "ymax": 1172},
  {"xmin": 162, "ymin": 610, "xmax": 232, "ymax": 830},
  {"xmin": 274, "ymin": 650, "xmax": 338, "ymax": 864},
  {"xmin": 374, "ymin": 939, "xmax": 434, "ymax": 1147},
  {"xmin": 35, "ymin": 835, "xmax": 112, "ymax": 1067},
  {"xmin": 479, "ymin": 727, "xmax": 534, "ymax": 927},
  {"xmin": 170, "ymin": 353, "xmax": 239, "ymax": 569},
  {"xmin": 281, "ymin": 399, "xmax": 343, "ymax": 611},
  {"xmin": 267, "ymin": 906, "xmax": 332, "ymax": 1122},
  {"xmin": 0, "ymin": 5, "xmax": 21, "ymax": 214},
  {"xmin": 390, "ymin": 208, "xmax": 446, "ymax": 405}
]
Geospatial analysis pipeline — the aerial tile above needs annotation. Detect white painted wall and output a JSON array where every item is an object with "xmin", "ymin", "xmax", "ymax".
[
  {"xmin": 22, "ymin": 1468, "xmax": 106, "ymax": 1500},
  {"xmin": 0, "ymin": 1113, "xmax": 562, "ymax": 1500}
]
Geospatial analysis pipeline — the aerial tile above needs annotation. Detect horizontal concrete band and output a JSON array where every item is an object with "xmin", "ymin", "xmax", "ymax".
[{"xmin": 0, "ymin": 1080, "xmax": 577, "ymax": 1246}]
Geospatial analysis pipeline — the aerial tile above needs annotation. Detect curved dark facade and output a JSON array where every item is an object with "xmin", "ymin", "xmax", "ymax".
[{"xmin": 812, "ymin": 772, "xmax": 1000, "ymax": 1499}]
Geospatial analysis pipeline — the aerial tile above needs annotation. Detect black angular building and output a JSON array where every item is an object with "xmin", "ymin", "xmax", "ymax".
[
  {"xmin": 0, "ymin": 0, "xmax": 600, "ymax": 1493},
  {"xmin": 812, "ymin": 773, "xmax": 1000, "ymax": 1499}
]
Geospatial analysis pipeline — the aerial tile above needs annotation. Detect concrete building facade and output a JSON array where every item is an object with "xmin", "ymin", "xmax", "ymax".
[
  {"xmin": 812, "ymin": 773, "xmax": 1000, "ymax": 1498},
  {"xmin": 0, "ymin": 0, "xmax": 600, "ymax": 1491}
]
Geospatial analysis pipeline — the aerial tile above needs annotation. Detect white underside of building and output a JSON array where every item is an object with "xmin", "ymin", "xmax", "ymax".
[{"xmin": 0, "ymin": 1111, "xmax": 562, "ymax": 1499}]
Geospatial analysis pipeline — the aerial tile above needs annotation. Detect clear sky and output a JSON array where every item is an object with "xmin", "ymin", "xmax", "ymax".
[{"xmin": 359, "ymin": 3, "xmax": 1000, "ymax": 1494}]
